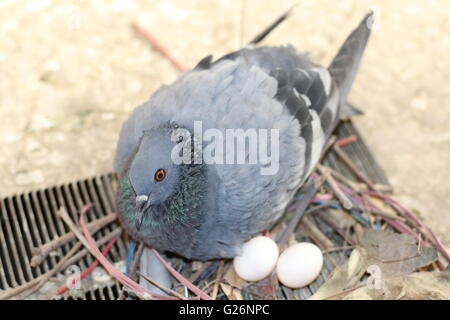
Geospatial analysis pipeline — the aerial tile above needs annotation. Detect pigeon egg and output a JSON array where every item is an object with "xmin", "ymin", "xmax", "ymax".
[
  {"xmin": 276, "ymin": 242, "xmax": 323, "ymax": 288},
  {"xmin": 233, "ymin": 236, "xmax": 279, "ymax": 282}
]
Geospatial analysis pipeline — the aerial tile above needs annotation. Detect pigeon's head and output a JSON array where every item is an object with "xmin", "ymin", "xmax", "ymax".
[{"xmin": 116, "ymin": 122, "xmax": 207, "ymax": 252}]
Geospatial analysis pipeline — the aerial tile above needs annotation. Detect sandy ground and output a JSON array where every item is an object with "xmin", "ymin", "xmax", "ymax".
[{"xmin": 0, "ymin": 0, "xmax": 449, "ymax": 248}]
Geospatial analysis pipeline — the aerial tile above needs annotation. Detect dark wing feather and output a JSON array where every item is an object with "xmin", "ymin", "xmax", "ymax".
[
  {"xmin": 203, "ymin": 45, "xmax": 337, "ymax": 181},
  {"xmin": 194, "ymin": 55, "xmax": 213, "ymax": 70},
  {"xmin": 328, "ymin": 11, "xmax": 374, "ymax": 102},
  {"xmin": 189, "ymin": 11, "xmax": 374, "ymax": 181}
]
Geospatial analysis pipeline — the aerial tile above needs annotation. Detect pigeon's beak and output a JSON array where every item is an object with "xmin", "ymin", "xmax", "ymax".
[{"xmin": 135, "ymin": 193, "xmax": 153, "ymax": 231}]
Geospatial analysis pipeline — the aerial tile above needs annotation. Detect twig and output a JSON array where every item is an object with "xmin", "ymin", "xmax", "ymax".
[
  {"xmin": 324, "ymin": 165, "xmax": 366, "ymax": 192},
  {"xmin": 334, "ymin": 184, "xmax": 406, "ymax": 222},
  {"xmin": 0, "ymin": 218, "xmax": 121, "ymax": 299},
  {"xmin": 119, "ymin": 242, "xmax": 144, "ymax": 300},
  {"xmin": 277, "ymin": 177, "xmax": 324, "ymax": 248},
  {"xmin": 322, "ymin": 245, "xmax": 357, "ymax": 254},
  {"xmin": 189, "ymin": 262, "xmax": 213, "ymax": 284},
  {"xmin": 318, "ymin": 164, "xmax": 353, "ymax": 209},
  {"xmin": 367, "ymin": 191, "xmax": 450, "ymax": 265},
  {"xmin": 129, "ymin": 242, "xmax": 144, "ymax": 281},
  {"xmin": 316, "ymin": 211, "xmax": 358, "ymax": 246},
  {"xmin": 122, "ymin": 287, "xmax": 152, "ymax": 300},
  {"xmin": 302, "ymin": 216, "xmax": 335, "ymax": 249},
  {"xmin": 356, "ymin": 194, "xmax": 405, "ymax": 222},
  {"xmin": 58, "ymin": 206, "xmax": 98, "ymax": 256},
  {"xmin": 322, "ymin": 283, "xmax": 366, "ymax": 300},
  {"xmin": 319, "ymin": 135, "xmax": 337, "ymax": 163},
  {"xmin": 79, "ymin": 205, "xmax": 180, "ymax": 300},
  {"xmin": 56, "ymin": 237, "xmax": 117, "ymax": 295},
  {"xmin": 323, "ymin": 164, "xmax": 393, "ymax": 194},
  {"xmin": 212, "ymin": 261, "xmax": 225, "ymax": 300},
  {"xmin": 151, "ymin": 249, "xmax": 212, "ymax": 300},
  {"xmin": 138, "ymin": 271, "xmax": 186, "ymax": 299},
  {"xmin": 132, "ymin": 23, "xmax": 186, "ymax": 72},
  {"xmin": 333, "ymin": 144, "xmax": 376, "ymax": 190},
  {"xmin": 63, "ymin": 204, "xmax": 176, "ymax": 300},
  {"xmin": 61, "ymin": 229, "xmax": 122, "ymax": 272},
  {"xmin": 0, "ymin": 242, "xmax": 82, "ymax": 300},
  {"xmin": 335, "ymin": 135, "xmax": 357, "ymax": 147},
  {"xmin": 363, "ymin": 206, "xmax": 406, "ymax": 222},
  {"xmin": 31, "ymin": 213, "xmax": 117, "ymax": 267}
]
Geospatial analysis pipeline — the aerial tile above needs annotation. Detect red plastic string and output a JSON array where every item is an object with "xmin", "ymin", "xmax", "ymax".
[
  {"xmin": 132, "ymin": 23, "xmax": 187, "ymax": 72},
  {"xmin": 78, "ymin": 205, "xmax": 180, "ymax": 300},
  {"xmin": 335, "ymin": 135, "xmax": 357, "ymax": 147},
  {"xmin": 56, "ymin": 237, "xmax": 117, "ymax": 295}
]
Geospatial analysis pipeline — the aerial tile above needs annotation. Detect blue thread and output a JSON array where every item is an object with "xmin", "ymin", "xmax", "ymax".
[{"xmin": 313, "ymin": 199, "xmax": 371, "ymax": 226}]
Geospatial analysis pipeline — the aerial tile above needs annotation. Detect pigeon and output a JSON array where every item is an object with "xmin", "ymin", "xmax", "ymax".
[{"xmin": 114, "ymin": 12, "xmax": 374, "ymax": 260}]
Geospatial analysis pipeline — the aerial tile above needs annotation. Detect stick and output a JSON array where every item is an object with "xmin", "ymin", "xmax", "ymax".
[
  {"xmin": 56, "ymin": 237, "xmax": 117, "ymax": 295},
  {"xmin": 333, "ymin": 144, "xmax": 376, "ymax": 190},
  {"xmin": 322, "ymin": 245, "xmax": 357, "ymax": 254},
  {"xmin": 368, "ymin": 191, "xmax": 450, "ymax": 264},
  {"xmin": 118, "ymin": 242, "xmax": 145, "ymax": 300},
  {"xmin": 189, "ymin": 262, "xmax": 213, "ymax": 284},
  {"xmin": 62, "ymin": 229, "xmax": 122, "ymax": 272},
  {"xmin": 132, "ymin": 23, "xmax": 186, "ymax": 72},
  {"xmin": 335, "ymin": 135, "xmax": 357, "ymax": 147},
  {"xmin": 212, "ymin": 261, "xmax": 225, "ymax": 300},
  {"xmin": 322, "ymin": 283, "xmax": 366, "ymax": 300},
  {"xmin": 318, "ymin": 165, "xmax": 353, "ymax": 209},
  {"xmin": 0, "ymin": 227, "xmax": 121, "ymax": 300},
  {"xmin": 31, "ymin": 213, "xmax": 117, "ymax": 267},
  {"xmin": 0, "ymin": 242, "xmax": 82, "ymax": 300},
  {"xmin": 302, "ymin": 217, "xmax": 335, "ymax": 249},
  {"xmin": 151, "ymin": 249, "xmax": 212, "ymax": 300},
  {"xmin": 319, "ymin": 135, "xmax": 337, "ymax": 163},
  {"xmin": 277, "ymin": 177, "xmax": 324, "ymax": 248},
  {"xmin": 138, "ymin": 271, "xmax": 186, "ymax": 299},
  {"xmin": 58, "ymin": 207, "xmax": 98, "ymax": 257},
  {"xmin": 129, "ymin": 242, "xmax": 144, "ymax": 281},
  {"xmin": 316, "ymin": 211, "xmax": 358, "ymax": 246},
  {"xmin": 75, "ymin": 205, "xmax": 179, "ymax": 300}
]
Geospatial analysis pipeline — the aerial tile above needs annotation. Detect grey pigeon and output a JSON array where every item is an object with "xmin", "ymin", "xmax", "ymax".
[{"xmin": 114, "ymin": 12, "xmax": 374, "ymax": 260}]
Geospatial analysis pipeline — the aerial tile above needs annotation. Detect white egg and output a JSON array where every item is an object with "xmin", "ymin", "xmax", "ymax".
[
  {"xmin": 276, "ymin": 242, "xmax": 323, "ymax": 288},
  {"xmin": 233, "ymin": 236, "xmax": 279, "ymax": 282}
]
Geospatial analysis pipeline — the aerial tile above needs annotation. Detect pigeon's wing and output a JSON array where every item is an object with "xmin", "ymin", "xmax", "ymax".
[
  {"xmin": 208, "ymin": 48, "xmax": 337, "ymax": 238},
  {"xmin": 203, "ymin": 12, "xmax": 374, "ymax": 248},
  {"xmin": 329, "ymin": 11, "xmax": 374, "ymax": 108},
  {"xmin": 216, "ymin": 10, "xmax": 374, "ymax": 179},
  {"xmin": 215, "ymin": 45, "xmax": 341, "ymax": 181},
  {"xmin": 263, "ymin": 50, "xmax": 340, "ymax": 181}
]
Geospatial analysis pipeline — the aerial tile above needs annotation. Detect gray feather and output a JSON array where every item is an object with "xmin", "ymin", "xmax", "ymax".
[
  {"xmin": 114, "ymin": 12, "xmax": 374, "ymax": 260},
  {"xmin": 328, "ymin": 10, "xmax": 374, "ymax": 104}
]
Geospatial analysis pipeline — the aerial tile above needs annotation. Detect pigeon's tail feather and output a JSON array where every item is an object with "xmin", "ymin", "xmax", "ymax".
[
  {"xmin": 328, "ymin": 11, "xmax": 374, "ymax": 106},
  {"xmin": 248, "ymin": 5, "xmax": 295, "ymax": 45}
]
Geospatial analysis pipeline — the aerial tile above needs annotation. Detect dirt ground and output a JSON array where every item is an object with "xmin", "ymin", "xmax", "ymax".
[{"xmin": 1, "ymin": 0, "xmax": 449, "ymax": 248}]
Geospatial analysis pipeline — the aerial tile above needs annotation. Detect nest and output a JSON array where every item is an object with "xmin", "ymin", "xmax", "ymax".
[
  {"xmin": 0, "ymin": 120, "xmax": 448, "ymax": 300},
  {"xmin": 1, "ymin": 22, "xmax": 449, "ymax": 301}
]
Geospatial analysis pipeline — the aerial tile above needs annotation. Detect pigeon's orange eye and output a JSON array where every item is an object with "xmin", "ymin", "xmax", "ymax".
[{"xmin": 154, "ymin": 168, "xmax": 166, "ymax": 182}]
